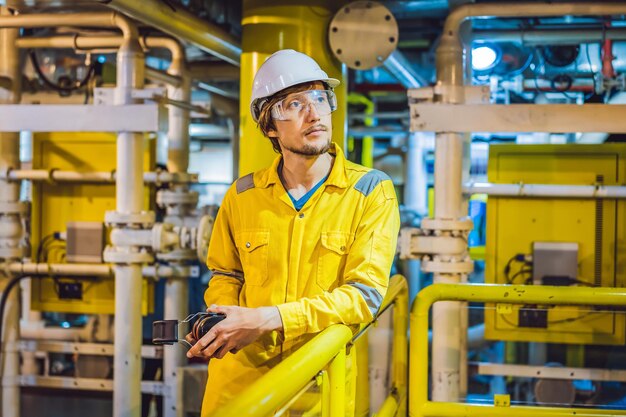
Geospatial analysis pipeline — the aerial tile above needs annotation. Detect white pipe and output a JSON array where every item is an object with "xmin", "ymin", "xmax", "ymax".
[
  {"xmin": 6, "ymin": 263, "xmax": 191, "ymax": 279},
  {"xmin": 427, "ymin": 324, "xmax": 486, "ymax": 350},
  {"xmin": 464, "ymin": 182, "xmax": 626, "ymax": 198},
  {"xmin": 113, "ymin": 27, "xmax": 145, "ymax": 417},
  {"xmin": 430, "ymin": 3, "xmax": 626, "ymax": 404},
  {"xmin": 19, "ymin": 321, "xmax": 87, "ymax": 341},
  {"xmin": 0, "ymin": 169, "xmax": 196, "ymax": 184},
  {"xmin": 8, "ymin": 262, "xmax": 112, "ymax": 277},
  {"xmin": 151, "ymin": 36, "xmax": 191, "ymax": 417},
  {"xmin": 472, "ymin": 27, "xmax": 626, "ymax": 45},
  {"xmin": 443, "ymin": 3, "xmax": 626, "ymax": 38},
  {"xmin": 110, "ymin": 229, "xmax": 152, "ymax": 247},
  {"xmin": 0, "ymin": 12, "xmax": 137, "ymax": 39},
  {"xmin": 0, "ymin": 8, "xmax": 22, "ymax": 417},
  {"xmin": 163, "ymin": 279, "xmax": 187, "ymax": 417},
  {"xmin": 383, "ymin": 50, "xmax": 427, "ymax": 89},
  {"xmin": 578, "ymin": 92, "xmax": 626, "ymax": 144}
]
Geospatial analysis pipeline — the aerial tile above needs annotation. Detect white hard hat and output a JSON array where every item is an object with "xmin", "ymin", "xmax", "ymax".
[{"xmin": 250, "ymin": 49, "xmax": 340, "ymax": 122}]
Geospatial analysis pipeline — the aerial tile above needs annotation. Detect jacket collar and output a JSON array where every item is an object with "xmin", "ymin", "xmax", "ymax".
[{"xmin": 259, "ymin": 142, "xmax": 350, "ymax": 189}]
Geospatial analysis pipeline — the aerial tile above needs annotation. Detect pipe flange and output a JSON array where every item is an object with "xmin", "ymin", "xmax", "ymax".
[
  {"xmin": 156, "ymin": 249, "xmax": 197, "ymax": 262},
  {"xmin": 156, "ymin": 189, "xmax": 199, "ymax": 207},
  {"xmin": 0, "ymin": 247, "xmax": 27, "ymax": 260},
  {"xmin": 421, "ymin": 258, "xmax": 474, "ymax": 274},
  {"xmin": 0, "ymin": 201, "xmax": 29, "ymax": 215},
  {"xmin": 103, "ymin": 247, "xmax": 154, "ymax": 264},
  {"xmin": 421, "ymin": 217, "xmax": 474, "ymax": 232},
  {"xmin": 196, "ymin": 215, "xmax": 214, "ymax": 262},
  {"xmin": 104, "ymin": 211, "xmax": 155, "ymax": 227}
]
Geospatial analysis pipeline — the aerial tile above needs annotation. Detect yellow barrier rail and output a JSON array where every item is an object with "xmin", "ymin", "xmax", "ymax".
[
  {"xmin": 410, "ymin": 283, "xmax": 626, "ymax": 417},
  {"xmin": 210, "ymin": 275, "xmax": 408, "ymax": 417}
]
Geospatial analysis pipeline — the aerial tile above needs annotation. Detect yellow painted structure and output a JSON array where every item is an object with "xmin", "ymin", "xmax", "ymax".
[
  {"xmin": 30, "ymin": 132, "xmax": 154, "ymax": 314},
  {"xmin": 410, "ymin": 283, "xmax": 626, "ymax": 417},
  {"xmin": 239, "ymin": 0, "xmax": 348, "ymax": 176},
  {"xmin": 485, "ymin": 144, "xmax": 626, "ymax": 345}
]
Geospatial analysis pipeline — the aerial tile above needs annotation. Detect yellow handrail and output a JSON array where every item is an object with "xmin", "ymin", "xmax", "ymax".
[
  {"xmin": 210, "ymin": 275, "xmax": 409, "ymax": 417},
  {"xmin": 410, "ymin": 283, "xmax": 626, "ymax": 417}
]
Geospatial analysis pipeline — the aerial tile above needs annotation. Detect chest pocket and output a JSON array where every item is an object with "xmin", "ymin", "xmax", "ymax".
[
  {"xmin": 236, "ymin": 230, "xmax": 270, "ymax": 287},
  {"xmin": 317, "ymin": 231, "xmax": 353, "ymax": 290}
]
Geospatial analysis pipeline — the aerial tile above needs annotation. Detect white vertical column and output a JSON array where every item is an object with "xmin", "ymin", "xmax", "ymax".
[
  {"xmin": 0, "ymin": 7, "xmax": 23, "ymax": 417},
  {"xmin": 113, "ymin": 35, "xmax": 146, "ymax": 417}
]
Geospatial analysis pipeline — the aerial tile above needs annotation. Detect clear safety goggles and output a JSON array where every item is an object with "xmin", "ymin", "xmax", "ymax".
[{"xmin": 270, "ymin": 89, "xmax": 337, "ymax": 121}]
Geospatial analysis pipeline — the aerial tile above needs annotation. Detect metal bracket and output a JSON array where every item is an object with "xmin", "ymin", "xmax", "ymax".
[
  {"xmin": 104, "ymin": 211, "xmax": 155, "ymax": 227},
  {"xmin": 421, "ymin": 217, "xmax": 474, "ymax": 234},
  {"xmin": 421, "ymin": 257, "xmax": 474, "ymax": 274}
]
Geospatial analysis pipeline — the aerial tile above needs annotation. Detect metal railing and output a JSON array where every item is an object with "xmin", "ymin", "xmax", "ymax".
[
  {"xmin": 209, "ymin": 274, "xmax": 409, "ymax": 417},
  {"xmin": 410, "ymin": 283, "xmax": 626, "ymax": 417}
]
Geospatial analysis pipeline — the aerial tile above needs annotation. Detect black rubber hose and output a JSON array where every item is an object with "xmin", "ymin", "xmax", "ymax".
[
  {"xmin": 29, "ymin": 50, "xmax": 95, "ymax": 93},
  {"xmin": 0, "ymin": 275, "xmax": 33, "ymax": 372}
]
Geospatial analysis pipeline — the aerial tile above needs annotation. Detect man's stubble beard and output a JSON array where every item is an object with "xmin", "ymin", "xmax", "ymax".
[{"xmin": 283, "ymin": 137, "xmax": 331, "ymax": 157}]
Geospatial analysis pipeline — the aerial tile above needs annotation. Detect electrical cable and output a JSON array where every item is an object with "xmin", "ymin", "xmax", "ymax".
[
  {"xmin": 29, "ymin": 49, "xmax": 96, "ymax": 93},
  {"xmin": 0, "ymin": 275, "xmax": 39, "ymax": 373}
]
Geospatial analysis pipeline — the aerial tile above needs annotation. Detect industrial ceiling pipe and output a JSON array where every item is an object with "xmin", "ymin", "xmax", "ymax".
[
  {"xmin": 464, "ymin": 182, "xmax": 626, "ymax": 198},
  {"xmin": 424, "ymin": 1, "xmax": 626, "ymax": 407},
  {"xmin": 472, "ymin": 27, "xmax": 626, "ymax": 45},
  {"xmin": 91, "ymin": 0, "xmax": 241, "ymax": 66},
  {"xmin": 383, "ymin": 50, "xmax": 427, "ymax": 89}
]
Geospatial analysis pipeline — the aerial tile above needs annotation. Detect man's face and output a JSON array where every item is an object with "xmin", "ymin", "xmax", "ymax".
[{"xmin": 269, "ymin": 82, "xmax": 333, "ymax": 157}]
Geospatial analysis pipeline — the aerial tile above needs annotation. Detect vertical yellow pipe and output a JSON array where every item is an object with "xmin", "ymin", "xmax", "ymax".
[
  {"xmin": 328, "ymin": 348, "xmax": 347, "ymax": 417},
  {"xmin": 347, "ymin": 93, "xmax": 375, "ymax": 168},
  {"xmin": 393, "ymin": 285, "xmax": 409, "ymax": 416},
  {"xmin": 354, "ymin": 335, "xmax": 370, "ymax": 417},
  {"xmin": 240, "ymin": 0, "xmax": 348, "ymax": 175}
]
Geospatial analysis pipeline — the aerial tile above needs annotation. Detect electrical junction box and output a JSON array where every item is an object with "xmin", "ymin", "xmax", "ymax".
[
  {"xmin": 66, "ymin": 221, "xmax": 104, "ymax": 263},
  {"xmin": 532, "ymin": 241, "xmax": 578, "ymax": 285},
  {"xmin": 484, "ymin": 144, "xmax": 626, "ymax": 345},
  {"xmin": 31, "ymin": 132, "xmax": 155, "ymax": 315}
]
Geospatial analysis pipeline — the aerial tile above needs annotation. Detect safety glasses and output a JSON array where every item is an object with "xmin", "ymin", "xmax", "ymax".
[{"xmin": 271, "ymin": 89, "xmax": 337, "ymax": 121}]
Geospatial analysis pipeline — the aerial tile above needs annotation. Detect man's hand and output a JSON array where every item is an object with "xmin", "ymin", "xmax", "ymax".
[{"xmin": 186, "ymin": 305, "xmax": 283, "ymax": 360}]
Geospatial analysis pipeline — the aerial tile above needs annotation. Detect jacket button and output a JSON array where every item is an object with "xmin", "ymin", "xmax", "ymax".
[
  {"xmin": 245, "ymin": 242, "xmax": 251, "ymax": 248},
  {"xmin": 340, "ymin": 245, "xmax": 346, "ymax": 251},
  {"xmin": 299, "ymin": 213, "xmax": 304, "ymax": 218}
]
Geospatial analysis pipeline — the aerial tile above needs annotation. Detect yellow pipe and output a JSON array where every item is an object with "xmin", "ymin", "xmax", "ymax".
[
  {"xmin": 354, "ymin": 333, "xmax": 370, "ymax": 417},
  {"xmin": 239, "ymin": 0, "xmax": 348, "ymax": 175},
  {"xmin": 420, "ymin": 402, "xmax": 626, "ymax": 417},
  {"xmin": 328, "ymin": 347, "xmax": 347, "ymax": 417},
  {"xmin": 391, "ymin": 276, "xmax": 409, "ymax": 416},
  {"xmin": 209, "ymin": 325, "xmax": 352, "ymax": 417},
  {"xmin": 320, "ymin": 370, "xmax": 330, "ymax": 417},
  {"xmin": 410, "ymin": 283, "xmax": 626, "ymax": 417},
  {"xmin": 375, "ymin": 387, "xmax": 406, "ymax": 417},
  {"xmin": 348, "ymin": 93, "xmax": 375, "ymax": 168}
]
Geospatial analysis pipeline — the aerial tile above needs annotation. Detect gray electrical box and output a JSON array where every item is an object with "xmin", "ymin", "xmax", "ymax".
[
  {"xmin": 66, "ymin": 222, "xmax": 105, "ymax": 263},
  {"xmin": 532, "ymin": 241, "xmax": 579, "ymax": 285}
]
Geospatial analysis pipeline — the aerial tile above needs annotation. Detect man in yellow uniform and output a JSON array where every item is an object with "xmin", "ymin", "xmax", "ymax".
[{"xmin": 187, "ymin": 49, "xmax": 400, "ymax": 415}]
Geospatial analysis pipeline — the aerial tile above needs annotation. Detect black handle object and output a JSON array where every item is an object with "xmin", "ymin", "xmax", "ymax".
[
  {"xmin": 152, "ymin": 319, "xmax": 179, "ymax": 345},
  {"xmin": 152, "ymin": 312, "xmax": 226, "ymax": 346},
  {"xmin": 191, "ymin": 312, "xmax": 226, "ymax": 341}
]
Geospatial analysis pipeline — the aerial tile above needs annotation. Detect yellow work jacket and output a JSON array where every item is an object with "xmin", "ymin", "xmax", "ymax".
[{"xmin": 202, "ymin": 144, "xmax": 400, "ymax": 414}]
